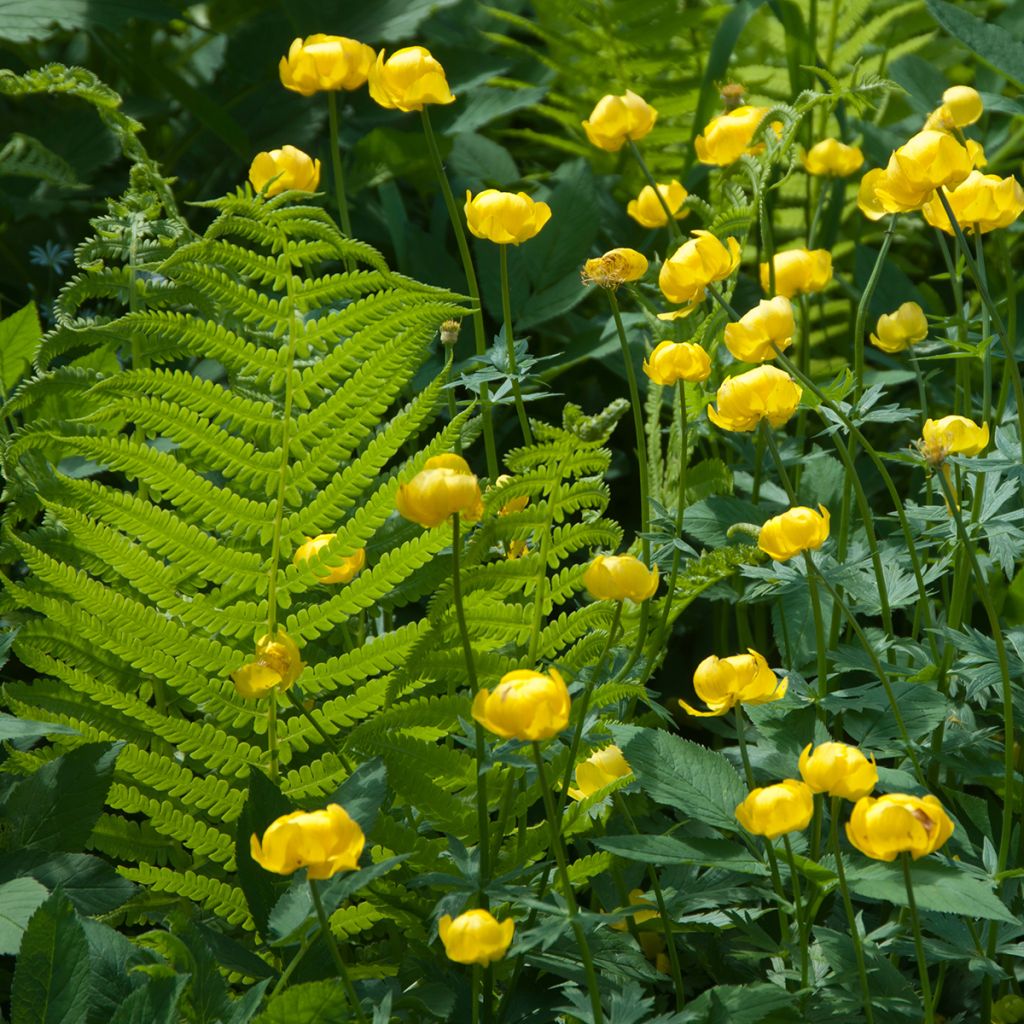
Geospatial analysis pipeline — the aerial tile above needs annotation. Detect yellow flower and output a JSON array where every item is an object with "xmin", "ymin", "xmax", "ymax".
[
  {"xmin": 707, "ymin": 365, "xmax": 802, "ymax": 433},
  {"xmin": 569, "ymin": 745, "xmax": 633, "ymax": 800},
  {"xmin": 438, "ymin": 909, "xmax": 515, "ymax": 966},
  {"xmin": 679, "ymin": 648, "xmax": 787, "ymax": 717},
  {"xmin": 581, "ymin": 90, "xmax": 657, "ymax": 152},
  {"xmin": 921, "ymin": 170, "xmax": 1024, "ymax": 234},
  {"xmin": 735, "ymin": 780, "xmax": 814, "ymax": 838},
  {"xmin": 920, "ymin": 415, "xmax": 990, "ymax": 459},
  {"xmin": 368, "ymin": 46, "xmax": 455, "ymax": 112},
  {"xmin": 874, "ymin": 130, "xmax": 973, "ymax": 213},
  {"xmin": 493, "ymin": 475, "xmax": 529, "ymax": 516},
  {"xmin": 760, "ymin": 249, "xmax": 832, "ymax": 299},
  {"xmin": 293, "ymin": 534, "xmax": 366, "ymax": 584},
  {"xmin": 695, "ymin": 106, "xmax": 772, "ymax": 166},
  {"xmin": 801, "ymin": 138, "xmax": 864, "ymax": 177},
  {"xmin": 642, "ymin": 341, "xmax": 712, "ymax": 385},
  {"xmin": 464, "ymin": 190, "xmax": 552, "ymax": 245},
  {"xmin": 231, "ymin": 630, "xmax": 304, "ymax": 699},
  {"xmin": 472, "ymin": 668, "xmax": 571, "ymax": 741},
  {"xmin": 657, "ymin": 230, "xmax": 741, "ymax": 318},
  {"xmin": 279, "ymin": 35, "xmax": 376, "ymax": 95},
  {"xmin": 925, "ymin": 85, "xmax": 984, "ymax": 130},
  {"xmin": 757, "ymin": 504, "xmax": 830, "ymax": 562},
  {"xmin": 723, "ymin": 296, "xmax": 795, "ymax": 363},
  {"xmin": 582, "ymin": 554, "xmax": 659, "ymax": 602},
  {"xmin": 582, "ymin": 248, "xmax": 649, "ymax": 289},
  {"xmin": 846, "ymin": 793, "xmax": 954, "ymax": 861},
  {"xmin": 612, "ymin": 889, "xmax": 660, "ymax": 931},
  {"xmin": 870, "ymin": 302, "xmax": 929, "ymax": 354},
  {"xmin": 798, "ymin": 742, "xmax": 878, "ymax": 801},
  {"xmin": 250, "ymin": 804, "xmax": 365, "ymax": 879},
  {"xmin": 857, "ymin": 167, "xmax": 888, "ymax": 221},
  {"xmin": 626, "ymin": 180, "xmax": 688, "ymax": 228},
  {"xmin": 396, "ymin": 454, "xmax": 483, "ymax": 528},
  {"xmin": 249, "ymin": 145, "xmax": 321, "ymax": 196}
]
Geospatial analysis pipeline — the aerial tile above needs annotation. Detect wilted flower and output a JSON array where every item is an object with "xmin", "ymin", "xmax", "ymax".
[
  {"xmin": 760, "ymin": 248, "xmax": 832, "ymax": 299},
  {"xmin": 919, "ymin": 415, "xmax": 990, "ymax": 462},
  {"xmin": 396, "ymin": 454, "xmax": 483, "ymax": 528},
  {"xmin": 438, "ymin": 909, "xmax": 515, "ymax": 965},
  {"xmin": 464, "ymin": 190, "xmax": 552, "ymax": 245},
  {"xmin": 279, "ymin": 35, "xmax": 375, "ymax": 95},
  {"xmin": 582, "ymin": 248, "xmax": 648, "ymax": 288},
  {"xmin": 758, "ymin": 505, "xmax": 830, "ymax": 562},
  {"xmin": 846, "ymin": 793, "xmax": 954, "ymax": 861},
  {"xmin": 798, "ymin": 742, "xmax": 878, "ymax": 801},
  {"xmin": 707, "ymin": 365, "xmax": 802, "ymax": 432},
  {"xmin": 695, "ymin": 106, "xmax": 773, "ymax": 166},
  {"xmin": 802, "ymin": 138, "xmax": 864, "ymax": 177},
  {"xmin": 582, "ymin": 554, "xmax": 659, "ymax": 602},
  {"xmin": 723, "ymin": 296, "xmax": 795, "ymax": 363},
  {"xmin": 368, "ymin": 46, "xmax": 455, "ymax": 111},
  {"xmin": 642, "ymin": 341, "xmax": 712, "ymax": 384},
  {"xmin": 679, "ymin": 649, "xmax": 787, "ymax": 717},
  {"xmin": 569, "ymin": 745, "xmax": 633, "ymax": 800},
  {"xmin": 581, "ymin": 90, "xmax": 657, "ymax": 152},
  {"xmin": 658, "ymin": 231, "xmax": 741, "ymax": 318},
  {"xmin": 626, "ymin": 180, "xmax": 688, "ymax": 228},
  {"xmin": 250, "ymin": 804, "xmax": 364, "ymax": 878},
  {"xmin": 735, "ymin": 780, "xmax": 814, "ymax": 838},
  {"xmin": 472, "ymin": 668, "xmax": 571, "ymax": 741},
  {"xmin": 870, "ymin": 302, "xmax": 929, "ymax": 354},
  {"xmin": 921, "ymin": 170, "xmax": 1024, "ymax": 234},
  {"xmin": 293, "ymin": 534, "xmax": 366, "ymax": 584},
  {"xmin": 232, "ymin": 630, "xmax": 305, "ymax": 699},
  {"xmin": 249, "ymin": 145, "xmax": 321, "ymax": 196}
]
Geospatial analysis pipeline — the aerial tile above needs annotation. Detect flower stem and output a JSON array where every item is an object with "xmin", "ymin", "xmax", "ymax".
[
  {"xmin": 654, "ymin": 383, "xmax": 689, "ymax": 644},
  {"xmin": 852, "ymin": 215, "xmax": 898, "ymax": 401},
  {"xmin": 309, "ymin": 879, "xmax": 368, "ymax": 1024},
  {"xmin": 326, "ymin": 92, "xmax": 353, "ymax": 240},
  {"xmin": 901, "ymin": 854, "xmax": 934, "ymax": 1023},
  {"xmin": 472, "ymin": 964, "xmax": 481, "ymax": 1024},
  {"xmin": 626, "ymin": 139, "xmax": 683, "ymax": 242},
  {"xmin": 802, "ymin": 552, "xmax": 829, "ymax": 702},
  {"xmin": 499, "ymin": 244, "xmax": 533, "ymax": 446},
  {"xmin": 266, "ymin": 691, "xmax": 279, "ymax": 782},
  {"xmin": 782, "ymin": 835, "xmax": 809, "ymax": 991}
]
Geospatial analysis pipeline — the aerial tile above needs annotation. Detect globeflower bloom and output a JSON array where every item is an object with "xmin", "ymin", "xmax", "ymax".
[
  {"xmin": 857, "ymin": 167, "xmax": 888, "ymax": 221},
  {"xmin": 569, "ymin": 745, "xmax": 633, "ymax": 800},
  {"xmin": 658, "ymin": 231, "xmax": 741, "ymax": 318},
  {"xmin": 723, "ymin": 296, "xmax": 795, "ymax": 363},
  {"xmin": 679, "ymin": 649, "xmax": 787, "ymax": 717},
  {"xmin": 758, "ymin": 505, "xmax": 830, "ymax": 562},
  {"xmin": 920, "ymin": 415, "xmax": 990, "ymax": 459},
  {"xmin": 846, "ymin": 793, "xmax": 954, "ymax": 861},
  {"xmin": 582, "ymin": 248, "xmax": 648, "ymax": 289},
  {"xmin": 582, "ymin": 554, "xmax": 659, "ymax": 602},
  {"xmin": 438, "ymin": 909, "xmax": 515, "ymax": 965},
  {"xmin": 368, "ymin": 46, "xmax": 455, "ymax": 111},
  {"xmin": 925, "ymin": 85, "xmax": 984, "ymax": 130},
  {"xmin": 472, "ymin": 668, "xmax": 571, "ymax": 741},
  {"xmin": 760, "ymin": 249, "xmax": 832, "ymax": 298},
  {"xmin": 707, "ymin": 365, "xmax": 802, "ymax": 432},
  {"xmin": 249, "ymin": 145, "xmax": 321, "ymax": 196},
  {"xmin": 250, "ymin": 804, "xmax": 365, "ymax": 878},
  {"xmin": 735, "ymin": 780, "xmax": 814, "ymax": 839},
  {"xmin": 874, "ymin": 130, "xmax": 973, "ymax": 213},
  {"xmin": 642, "ymin": 341, "xmax": 712, "ymax": 385},
  {"xmin": 798, "ymin": 742, "xmax": 878, "ymax": 801},
  {"xmin": 870, "ymin": 302, "xmax": 929, "ymax": 354},
  {"xmin": 626, "ymin": 180, "xmax": 688, "ymax": 228},
  {"xmin": 695, "ymin": 105, "xmax": 772, "ymax": 166},
  {"xmin": 396, "ymin": 454, "xmax": 483, "ymax": 528},
  {"xmin": 464, "ymin": 190, "xmax": 552, "ymax": 245},
  {"xmin": 231, "ymin": 630, "xmax": 304, "ymax": 699},
  {"xmin": 278, "ymin": 35, "xmax": 376, "ymax": 95},
  {"xmin": 802, "ymin": 138, "xmax": 864, "ymax": 177},
  {"xmin": 921, "ymin": 170, "xmax": 1024, "ymax": 234},
  {"xmin": 581, "ymin": 90, "xmax": 657, "ymax": 152},
  {"xmin": 293, "ymin": 534, "xmax": 366, "ymax": 584}
]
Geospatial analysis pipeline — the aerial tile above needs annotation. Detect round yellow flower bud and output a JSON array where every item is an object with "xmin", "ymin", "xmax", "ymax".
[
  {"xmin": 582, "ymin": 248, "xmax": 649, "ymax": 289},
  {"xmin": 757, "ymin": 504, "xmax": 830, "ymax": 562},
  {"xmin": 941, "ymin": 85, "xmax": 983, "ymax": 127},
  {"xmin": 707, "ymin": 365, "xmax": 802, "ymax": 433},
  {"xmin": 735, "ymin": 780, "xmax": 814, "ymax": 839},
  {"xmin": 278, "ymin": 35, "xmax": 376, "ymax": 95},
  {"xmin": 396, "ymin": 454, "xmax": 483, "ymax": 528},
  {"xmin": 582, "ymin": 554, "xmax": 659, "ymax": 602},
  {"xmin": 870, "ymin": 302, "xmax": 929, "ymax": 354},
  {"xmin": 921, "ymin": 170, "xmax": 1024, "ymax": 235},
  {"xmin": 581, "ymin": 90, "xmax": 657, "ymax": 152},
  {"xmin": 798, "ymin": 742, "xmax": 878, "ymax": 801},
  {"xmin": 569, "ymin": 745, "xmax": 633, "ymax": 800},
  {"xmin": 642, "ymin": 341, "xmax": 712, "ymax": 385},
  {"xmin": 801, "ymin": 138, "xmax": 864, "ymax": 177},
  {"xmin": 760, "ymin": 249, "xmax": 832, "ymax": 299},
  {"xmin": 846, "ymin": 793, "xmax": 954, "ymax": 861},
  {"xmin": 293, "ymin": 534, "xmax": 366, "ymax": 584},
  {"xmin": 472, "ymin": 668, "xmax": 571, "ymax": 741},
  {"xmin": 250, "ymin": 803, "xmax": 365, "ymax": 879},
  {"xmin": 231, "ymin": 629, "xmax": 305, "ymax": 699},
  {"xmin": 626, "ymin": 180, "xmax": 688, "ymax": 228},
  {"xmin": 248, "ymin": 145, "xmax": 321, "ymax": 196},
  {"xmin": 874, "ymin": 130, "xmax": 973, "ymax": 213},
  {"xmin": 695, "ymin": 106, "xmax": 772, "ymax": 166},
  {"xmin": 920, "ymin": 415, "xmax": 990, "ymax": 459},
  {"xmin": 368, "ymin": 46, "xmax": 455, "ymax": 112},
  {"xmin": 857, "ymin": 167, "xmax": 888, "ymax": 221},
  {"xmin": 438, "ymin": 909, "xmax": 515, "ymax": 966},
  {"xmin": 679, "ymin": 648, "xmax": 787, "ymax": 717},
  {"xmin": 723, "ymin": 296, "xmax": 795, "ymax": 363},
  {"xmin": 657, "ymin": 231, "xmax": 741, "ymax": 318},
  {"xmin": 464, "ymin": 189, "xmax": 552, "ymax": 245}
]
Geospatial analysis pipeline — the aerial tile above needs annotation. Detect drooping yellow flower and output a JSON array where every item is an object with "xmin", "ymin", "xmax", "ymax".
[
  {"xmin": 760, "ymin": 249, "xmax": 832, "ymax": 299},
  {"xmin": 279, "ymin": 35, "xmax": 376, "ymax": 95},
  {"xmin": 293, "ymin": 534, "xmax": 366, "ymax": 584},
  {"xmin": 582, "ymin": 248, "xmax": 649, "ymax": 289},
  {"xmin": 757, "ymin": 505, "xmax": 830, "ymax": 562},
  {"xmin": 472, "ymin": 668, "xmax": 571, "ymax": 741},
  {"xmin": 874, "ymin": 130, "xmax": 973, "ymax": 213},
  {"xmin": 925, "ymin": 85, "xmax": 984, "ymax": 131},
  {"xmin": 464, "ymin": 190, "xmax": 552, "ymax": 245},
  {"xmin": 920, "ymin": 415, "xmax": 990, "ymax": 459},
  {"xmin": 657, "ymin": 231, "xmax": 741, "ymax": 318},
  {"xmin": 569, "ymin": 745, "xmax": 633, "ymax": 800},
  {"xmin": 798, "ymin": 742, "xmax": 878, "ymax": 801},
  {"xmin": 679, "ymin": 649, "xmax": 787, "ymax": 717},
  {"xmin": 707, "ymin": 365, "xmax": 802, "ymax": 433},
  {"xmin": 870, "ymin": 302, "xmax": 929, "ymax": 354},
  {"xmin": 582, "ymin": 554, "xmax": 659, "ymax": 602},
  {"xmin": 581, "ymin": 90, "xmax": 657, "ymax": 152},
  {"xmin": 368, "ymin": 46, "xmax": 455, "ymax": 112},
  {"xmin": 626, "ymin": 180, "xmax": 688, "ymax": 228},
  {"xmin": 857, "ymin": 167, "xmax": 888, "ymax": 221},
  {"xmin": 735, "ymin": 780, "xmax": 814, "ymax": 838},
  {"xmin": 695, "ymin": 106, "xmax": 772, "ymax": 166},
  {"xmin": 723, "ymin": 296, "xmax": 795, "ymax": 363},
  {"xmin": 846, "ymin": 793, "xmax": 954, "ymax": 861},
  {"xmin": 249, "ymin": 145, "xmax": 321, "ymax": 196},
  {"xmin": 801, "ymin": 138, "xmax": 864, "ymax": 177},
  {"xmin": 396, "ymin": 454, "xmax": 483, "ymax": 528},
  {"xmin": 250, "ymin": 804, "xmax": 365, "ymax": 879},
  {"xmin": 642, "ymin": 341, "xmax": 712, "ymax": 385},
  {"xmin": 231, "ymin": 630, "xmax": 305, "ymax": 699},
  {"xmin": 921, "ymin": 170, "xmax": 1024, "ymax": 234},
  {"xmin": 438, "ymin": 909, "xmax": 515, "ymax": 965}
]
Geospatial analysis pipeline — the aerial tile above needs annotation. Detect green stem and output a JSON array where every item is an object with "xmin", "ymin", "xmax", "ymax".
[
  {"xmin": 853, "ymin": 215, "xmax": 897, "ymax": 401},
  {"xmin": 803, "ymin": 551, "xmax": 829, "ymax": 702},
  {"xmin": 626, "ymin": 139, "xmax": 683, "ymax": 242},
  {"xmin": 901, "ymin": 854, "xmax": 934, "ymax": 1023},
  {"xmin": 326, "ymin": 92, "xmax": 353, "ymax": 239},
  {"xmin": 472, "ymin": 964, "xmax": 481, "ymax": 1024},
  {"xmin": 654, "ymin": 383, "xmax": 689, "ymax": 644},
  {"xmin": 270, "ymin": 929, "xmax": 316, "ymax": 997},
  {"xmin": 499, "ymin": 244, "xmax": 533, "ymax": 446},
  {"xmin": 285, "ymin": 690, "xmax": 353, "ymax": 772},
  {"xmin": 309, "ymin": 879, "xmax": 368, "ymax": 1024},
  {"xmin": 782, "ymin": 835, "xmax": 809, "ymax": 991}
]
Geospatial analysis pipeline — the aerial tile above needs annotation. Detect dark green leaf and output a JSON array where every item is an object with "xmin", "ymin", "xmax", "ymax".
[
  {"xmin": 329, "ymin": 757, "xmax": 388, "ymax": 836},
  {"xmin": 253, "ymin": 980, "xmax": 350, "ymax": 1024},
  {"xmin": 82, "ymin": 919, "xmax": 154, "ymax": 1024},
  {"xmin": 0, "ymin": 0, "xmax": 177, "ymax": 42},
  {"xmin": 0, "ymin": 713, "xmax": 78, "ymax": 743},
  {"xmin": 0, "ymin": 878, "xmax": 49, "ymax": 956},
  {"xmin": 594, "ymin": 835, "xmax": 766, "ymax": 875},
  {"xmin": 0, "ymin": 301, "xmax": 41, "ymax": 394},
  {"xmin": 925, "ymin": 0, "xmax": 1024, "ymax": 87},
  {"xmin": 0, "ymin": 853, "xmax": 133, "ymax": 916},
  {"xmin": 108, "ymin": 975, "xmax": 188, "ymax": 1024}
]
